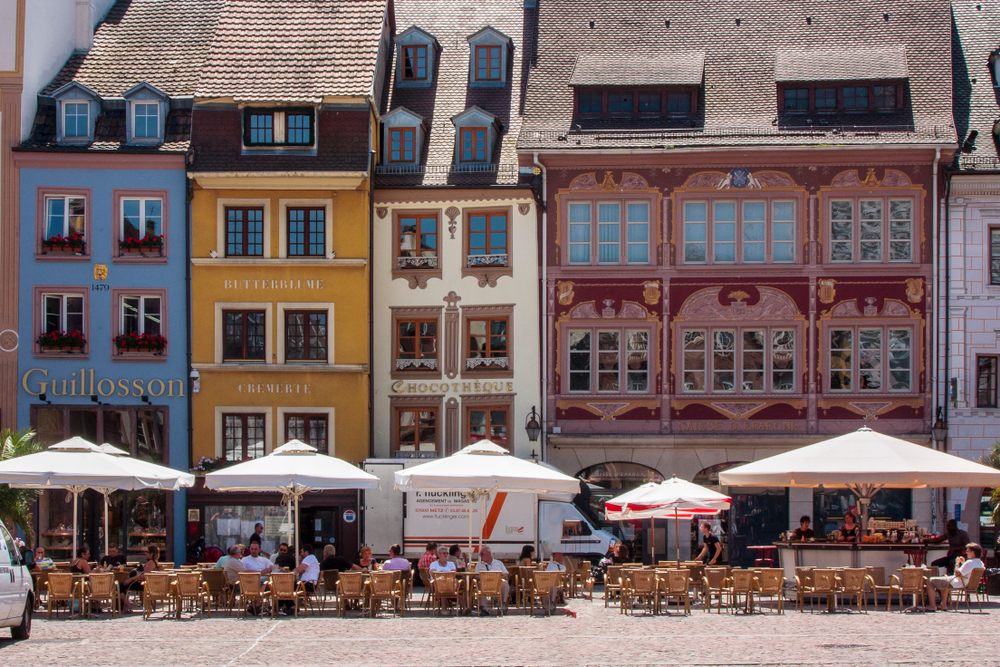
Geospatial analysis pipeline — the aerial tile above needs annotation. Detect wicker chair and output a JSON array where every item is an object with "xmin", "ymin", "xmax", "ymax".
[
  {"xmin": 529, "ymin": 571, "xmax": 563, "ymax": 616},
  {"xmin": 269, "ymin": 572, "xmax": 305, "ymax": 617},
  {"xmin": 701, "ymin": 566, "xmax": 730, "ymax": 613},
  {"xmin": 839, "ymin": 568, "xmax": 868, "ymax": 613},
  {"xmin": 603, "ymin": 565, "xmax": 623, "ymax": 608},
  {"xmin": 430, "ymin": 572, "xmax": 461, "ymax": 615},
  {"xmin": 621, "ymin": 569, "xmax": 657, "ymax": 615},
  {"xmin": 573, "ymin": 560, "xmax": 593, "ymax": 600},
  {"xmin": 32, "ymin": 571, "xmax": 49, "ymax": 610},
  {"xmin": 45, "ymin": 572, "xmax": 79, "ymax": 619},
  {"xmin": 682, "ymin": 562, "xmax": 705, "ymax": 600},
  {"xmin": 201, "ymin": 568, "xmax": 231, "ymax": 613},
  {"xmin": 794, "ymin": 567, "xmax": 815, "ymax": 611},
  {"xmin": 947, "ymin": 567, "xmax": 986, "ymax": 613},
  {"xmin": 864, "ymin": 566, "xmax": 891, "ymax": 609},
  {"xmin": 237, "ymin": 572, "xmax": 267, "ymax": 618},
  {"xmin": 336, "ymin": 571, "xmax": 366, "ymax": 617},
  {"xmin": 158, "ymin": 562, "xmax": 175, "ymax": 570},
  {"xmin": 143, "ymin": 573, "xmax": 175, "ymax": 620},
  {"xmin": 473, "ymin": 571, "xmax": 506, "ymax": 615},
  {"xmin": 174, "ymin": 571, "xmax": 211, "ymax": 617},
  {"xmin": 657, "ymin": 569, "xmax": 691, "ymax": 615},
  {"xmin": 728, "ymin": 569, "xmax": 758, "ymax": 614},
  {"xmin": 319, "ymin": 569, "xmax": 339, "ymax": 610},
  {"xmin": 887, "ymin": 567, "xmax": 926, "ymax": 611},
  {"xmin": 84, "ymin": 572, "xmax": 120, "ymax": 617},
  {"xmin": 418, "ymin": 567, "xmax": 433, "ymax": 608},
  {"xmin": 368, "ymin": 571, "xmax": 403, "ymax": 617},
  {"xmin": 516, "ymin": 566, "xmax": 536, "ymax": 608},
  {"xmin": 801, "ymin": 569, "xmax": 841, "ymax": 613},
  {"xmin": 754, "ymin": 568, "xmax": 785, "ymax": 614}
]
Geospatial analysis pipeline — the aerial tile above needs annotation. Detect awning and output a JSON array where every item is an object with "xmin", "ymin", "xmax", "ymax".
[
  {"xmin": 569, "ymin": 52, "xmax": 705, "ymax": 87},
  {"xmin": 774, "ymin": 46, "xmax": 907, "ymax": 82}
]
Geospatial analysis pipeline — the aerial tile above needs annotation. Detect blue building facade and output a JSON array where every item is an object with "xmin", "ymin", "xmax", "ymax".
[{"xmin": 16, "ymin": 148, "xmax": 189, "ymax": 562}]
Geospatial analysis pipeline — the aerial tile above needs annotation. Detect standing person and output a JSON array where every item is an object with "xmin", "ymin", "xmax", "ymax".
[
  {"xmin": 382, "ymin": 544, "xmax": 411, "ymax": 571},
  {"xmin": 791, "ymin": 516, "xmax": 815, "ymax": 541},
  {"xmin": 476, "ymin": 546, "xmax": 509, "ymax": 615},
  {"xmin": 248, "ymin": 523, "xmax": 264, "ymax": 548},
  {"xmin": 417, "ymin": 542, "xmax": 438, "ymax": 570},
  {"xmin": 840, "ymin": 513, "xmax": 860, "ymax": 543},
  {"xmin": 925, "ymin": 543, "xmax": 985, "ymax": 611},
  {"xmin": 694, "ymin": 522, "xmax": 722, "ymax": 565},
  {"xmin": 928, "ymin": 519, "xmax": 971, "ymax": 574}
]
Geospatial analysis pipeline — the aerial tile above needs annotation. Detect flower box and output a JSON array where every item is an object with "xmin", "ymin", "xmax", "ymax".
[
  {"xmin": 41, "ymin": 233, "xmax": 86, "ymax": 255},
  {"xmin": 36, "ymin": 329, "xmax": 87, "ymax": 352},
  {"xmin": 118, "ymin": 234, "xmax": 164, "ymax": 256},
  {"xmin": 114, "ymin": 332, "xmax": 167, "ymax": 355}
]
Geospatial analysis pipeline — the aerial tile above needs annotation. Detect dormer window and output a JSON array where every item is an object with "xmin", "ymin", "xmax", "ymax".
[
  {"xmin": 133, "ymin": 103, "xmax": 159, "ymax": 139},
  {"xmin": 451, "ymin": 106, "xmax": 498, "ymax": 168},
  {"xmin": 123, "ymin": 83, "xmax": 168, "ymax": 145},
  {"xmin": 575, "ymin": 87, "xmax": 697, "ymax": 120},
  {"xmin": 389, "ymin": 128, "xmax": 416, "ymax": 163},
  {"xmin": 51, "ymin": 81, "xmax": 100, "ymax": 144},
  {"xmin": 382, "ymin": 107, "xmax": 426, "ymax": 169},
  {"xmin": 63, "ymin": 103, "xmax": 90, "ymax": 139},
  {"xmin": 396, "ymin": 26, "xmax": 439, "ymax": 88},
  {"xmin": 243, "ymin": 108, "xmax": 315, "ymax": 147},
  {"xmin": 779, "ymin": 81, "xmax": 904, "ymax": 114},
  {"xmin": 467, "ymin": 27, "xmax": 511, "ymax": 88}
]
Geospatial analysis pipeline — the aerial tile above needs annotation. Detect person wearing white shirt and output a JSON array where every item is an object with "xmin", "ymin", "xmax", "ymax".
[
  {"xmin": 295, "ymin": 544, "xmax": 320, "ymax": 590},
  {"xmin": 428, "ymin": 547, "xmax": 457, "ymax": 574},
  {"xmin": 476, "ymin": 546, "xmax": 509, "ymax": 615},
  {"xmin": 926, "ymin": 543, "xmax": 985, "ymax": 611},
  {"xmin": 543, "ymin": 552, "xmax": 567, "ymax": 612},
  {"xmin": 241, "ymin": 542, "xmax": 274, "ymax": 576}
]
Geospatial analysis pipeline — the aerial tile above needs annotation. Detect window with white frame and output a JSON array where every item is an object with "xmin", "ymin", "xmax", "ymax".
[
  {"xmin": 44, "ymin": 195, "xmax": 86, "ymax": 242},
  {"xmin": 121, "ymin": 197, "xmax": 162, "ymax": 242},
  {"xmin": 63, "ymin": 102, "xmax": 90, "ymax": 139},
  {"xmin": 829, "ymin": 198, "xmax": 914, "ymax": 263},
  {"xmin": 568, "ymin": 200, "xmax": 651, "ymax": 265},
  {"xmin": 828, "ymin": 327, "xmax": 912, "ymax": 392},
  {"xmin": 120, "ymin": 295, "xmax": 161, "ymax": 337},
  {"xmin": 681, "ymin": 328, "xmax": 796, "ymax": 393},
  {"xmin": 682, "ymin": 199, "xmax": 797, "ymax": 264},
  {"xmin": 568, "ymin": 328, "xmax": 650, "ymax": 393},
  {"xmin": 42, "ymin": 294, "xmax": 84, "ymax": 336}
]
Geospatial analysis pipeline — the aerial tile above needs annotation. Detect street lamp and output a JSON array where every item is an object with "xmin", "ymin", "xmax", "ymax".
[
  {"xmin": 525, "ymin": 406, "xmax": 541, "ymax": 463},
  {"xmin": 931, "ymin": 408, "xmax": 948, "ymax": 449}
]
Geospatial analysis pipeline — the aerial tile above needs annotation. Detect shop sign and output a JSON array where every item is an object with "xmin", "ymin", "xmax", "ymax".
[
  {"xmin": 390, "ymin": 380, "xmax": 514, "ymax": 396},
  {"xmin": 342, "ymin": 509, "xmax": 356, "ymax": 524},
  {"xmin": 223, "ymin": 279, "xmax": 325, "ymax": 290},
  {"xmin": 22, "ymin": 367, "xmax": 184, "ymax": 398},
  {"xmin": 237, "ymin": 383, "xmax": 311, "ymax": 395}
]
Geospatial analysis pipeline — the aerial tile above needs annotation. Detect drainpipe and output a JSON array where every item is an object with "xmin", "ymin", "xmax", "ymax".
[
  {"xmin": 930, "ymin": 148, "xmax": 940, "ymax": 432},
  {"xmin": 183, "ymin": 173, "xmax": 194, "ymax": 564},
  {"xmin": 532, "ymin": 152, "xmax": 547, "ymax": 462}
]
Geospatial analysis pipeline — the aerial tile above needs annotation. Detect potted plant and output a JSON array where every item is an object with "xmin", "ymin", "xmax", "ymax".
[
  {"xmin": 41, "ymin": 232, "xmax": 86, "ymax": 254},
  {"xmin": 119, "ymin": 233, "xmax": 164, "ymax": 256},
  {"xmin": 114, "ymin": 331, "xmax": 167, "ymax": 355},
  {"xmin": 36, "ymin": 329, "xmax": 87, "ymax": 352}
]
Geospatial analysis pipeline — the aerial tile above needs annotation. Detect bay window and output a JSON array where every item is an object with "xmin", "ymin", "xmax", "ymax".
[
  {"xmin": 682, "ymin": 198, "xmax": 797, "ymax": 264},
  {"xmin": 568, "ymin": 328, "xmax": 650, "ymax": 394},
  {"xmin": 682, "ymin": 328, "xmax": 796, "ymax": 393},
  {"xmin": 828, "ymin": 327, "xmax": 912, "ymax": 392},
  {"xmin": 567, "ymin": 199, "xmax": 651, "ymax": 265},
  {"xmin": 829, "ymin": 197, "xmax": 914, "ymax": 263}
]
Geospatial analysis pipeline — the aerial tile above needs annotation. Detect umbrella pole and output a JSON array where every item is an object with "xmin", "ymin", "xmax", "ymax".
[
  {"xmin": 72, "ymin": 489, "xmax": 79, "ymax": 559},
  {"xmin": 294, "ymin": 492, "xmax": 300, "ymax": 567},
  {"xmin": 103, "ymin": 491, "xmax": 110, "ymax": 557},
  {"xmin": 477, "ymin": 494, "xmax": 485, "ymax": 560},
  {"xmin": 467, "ymin": 493, "xmax": 474, "ymax": 558},
  {"xmin": 674, "ymin": 507, "xmax": 680, "ymax": 563}
]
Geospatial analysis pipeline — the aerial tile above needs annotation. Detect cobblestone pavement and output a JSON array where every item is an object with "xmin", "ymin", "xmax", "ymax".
[{"xmin": 1, "ymin": 595, "xmax": 998, "ymax": 666}]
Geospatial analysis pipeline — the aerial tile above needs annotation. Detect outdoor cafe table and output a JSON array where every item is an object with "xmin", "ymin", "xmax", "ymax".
[{"xmin": 775, "ymin": 541, "xmax": 949, "ymax": 582}]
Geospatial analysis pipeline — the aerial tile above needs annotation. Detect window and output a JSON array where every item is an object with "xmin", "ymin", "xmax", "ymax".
[
  {"xmin": 638, "ymin": 93, "xmax": 661, "ymax": 114},
  {"xmin": 284, "ymin": 311, "xmax": 327, "ymax": 361},
  {"xmin": 828, "ymin": 327, "xmax": 912, "ymax": 392},
  {"xmin": 459, "ymin": 127, "xmax": 487, "ymax": 163},
  {"xmin": 388, "ymin": 127, "xmax": 416, "ymax": 163},
  {"xmin": 225, "ymin": 206, "xmax": 264, "ymax": 257},
  {"xmin": 842, "ymin": 86, "xmax": 869, "ymax": 111},
  {"xmin": 63, "ymin": 102, "xmax": 89, "ymax": 139},
  {"xmin": 815, "ymin": 87, "xmax": 837, "ymax": 110},
  {"xmin": 990, "ymin": 229, "xmax": 1000, "ymax": 285},
  {"xmin": 682, "ymin": 199, "xmax": 797, "ymax": 264},
  {"xmin": 783, "ymin": 88, "xmax": 809, "ymax": 112},
  {"xmin": 828, "ymin": 198, "xmax": 913, "ymax": 263},
  {"xmin": 466, "ymin": 317, "xmax": 508, "ymax": 370},
  {"xmin": 568, "ymin": 329, "xmax": 650, "ymax": 394},
  {"xmin": 977, "ymin": 356, "xmax": 998, "ymax": 408},
  {"xmin": 467, "ymin": 211, "xmax": 508, "ymax": 265},
  {"xmin": 243, "ymin": 109, "xmax": 314, "ymax": 147},
  {"xmin": 397, "ymin": 214, "xmax": 438, "ymax": 267},
  {"xmin": 466, "ymin": 406, "xmax": 509, "ymax": 447},
  {"xmin": 402, "ymin": 44, "xmax": 428, "ymax": 80},
  {"xmin": 396, "ymin": 319, "xmax": 438, "ymax": 370},
  {"xmin": 394, "ymin": 406, "xmax": 438, "ymax": 455},
  {"xmin": 574, "ymin": 88, "xmax": 695, "ymax": 120},
  {"xmin": 667, "ymin": 92, "xmax": 691, "ymax": 115},
  {"xmin": 608, "ymin": 92, "xmax": 634, "ymax": 114},
  {"xmin": 132, "ymin": 102, "xmax": 159, "ymax": 139},
  {"xmin": 120, "ymin": 295, "xmax": 161, "ymax": 336},
  {"xmin": 873, "ymin": 85, "xmax": 897, "ymax": 111},
  {"xmin": 40, "ymin": 294, "xmax": 85, "ymax": 353},
  {"xmin": 44, "ymin": 195, "xmax": 86, "ymax": 243},
  {"xmin": 223, "ymin": 414, "xmax": 266, "ymax": 461},
  {"xmin": 681, "ymin": 328, "xmax": 796, "ymax": 393},
  {"xmin": 120, "ymin": 197, "xmax": 162, "ymax": 249},
  {"xmin": 579, "ymin": 90, "xmax": 602, "ymax": 114},
  {"xmin": 285, "ymin": 414, "xmax": 328, "ymax": 453},
  {"xmin": 474, "ymin": 45, "xmax": 501, "ymax": 81},
  {"xmin": 223, "ymin": 310, "xmax": 265, "ymax": 361},
  {"xmin": 286, "ymin": 207, "xmax": 325, "ymax": 257},
  {"xmin": 567, "ymin": 200, "xmax": 650, "ymax": 265}
]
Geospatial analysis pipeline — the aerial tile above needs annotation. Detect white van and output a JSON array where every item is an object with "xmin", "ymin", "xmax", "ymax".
[{"xmin": 0, "ymin": 521, "xmax": 32, "ymax": 640}]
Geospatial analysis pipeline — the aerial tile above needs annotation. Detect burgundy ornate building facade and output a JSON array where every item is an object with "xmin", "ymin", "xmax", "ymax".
[{"xmin": 519, "ymin": 1, "xmax": 957, "ymax": 560}]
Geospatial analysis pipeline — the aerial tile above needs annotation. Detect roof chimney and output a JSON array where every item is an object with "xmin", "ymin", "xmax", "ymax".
[{"xmin": 75, "ymin": 0, "xmax": 96, "ymax": 52}]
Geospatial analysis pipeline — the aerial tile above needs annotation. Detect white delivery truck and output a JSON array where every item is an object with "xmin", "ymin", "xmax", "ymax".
[{"xmin": 363, "ymin": 459, "xmax": 615, "ymax": 560}]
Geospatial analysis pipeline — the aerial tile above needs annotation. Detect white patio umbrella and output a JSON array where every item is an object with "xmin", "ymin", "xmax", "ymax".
[
  {"xmin": 604, "ymin": 477, "xmax": 731, "ymax": 562},
  {"xmin": 204, "ymin": 440, "xmax": 378, "ymax": 564},
  {"xmin": 394, "ymin": 439, "xmax": 582, "ymax": 558},
  {"xmin": 0, "ymin": 436, "xmax": 194, "ymax": 558},
  {"xmin": 719, "ymin": 426, "xmax": 1000, "ymax": 531},
  {"xmin": 95, "ymin": 443, "xmax": 195, "ymax": 556}
]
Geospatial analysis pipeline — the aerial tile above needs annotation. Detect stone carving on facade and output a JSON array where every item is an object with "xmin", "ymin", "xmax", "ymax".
[
  {"xmin": 881, "ymin": 299, "xmax": 912, "ymax": 317},
  {"xmin": 568, "ymin": 301, "xmax": 601, "ymax": 319},
  {"xmin": 518, "ymin": 203, "xmax": 530, "ymax": 216},
  {"xmin": 818, "ymin": 278, "xmax": 837, "ymax": 304},
  {"xmin": 710, "ymin": 402, "xmax": 767, "ymax": 420},
  {"xmin": 683, "ymin": 169, "xmax": 796, "ymax": 190},
  {"xmin": 569, "ymin": 172, "xmax": 599, "ymax": 190},
  {"xmin": 905, "ymin": 277, "xmax": 924, "ymax": 304},
  {"xmin": 881, "ymin": 169, "xmax": 912, "ymax": 186},
  {"xmin": 601, "ymin": 299, "xmax": 616, "ymax": 318},
  {"xmin": 617, "ymin": 301, "xmax": 650, "ymax": 320},
  {"xmin": 829, "ymin": 300, "xmax": 863, "ymax": 318},
  {"xmin": 863, "ymin": 297, "xmax": 879, "ymax": 316},
  {"xmin": 376, "ymin": 206, "xmax": 388, "ymax": 220},
  {"xmin": 93, "ymin": 264, "xmax": 108, "ymax": 281},
  {"xmin": 443, "ymin": 291, "xmax": 461, "ymax": 378},
  {"xmin": 569, "ymin": 171, "xmax": 651, "ymax": 192},
  {"xmin": 556, "ymin": 280, "xmax": 575, "ymax": 306},
  {"xmin": 849, "ymin": 401, "xmax": 892, "ymax": 421},
  {"xmin": 717, "ymin": 168, "xmax": 762, "ymax": 190},
  {"xmin": 830, "ymin": 168, "xmax": 913, "ymax": 189},
  {"xmin": 676, "ymin": 286, "xmax": 801, "ymax": 322},
  {"xmin": 642, "ymin": 280, "xmax": 661, "ymax": 305},
  {"xmin": 445, "ymin": 206, "xmax": 460, "ymax": 239}
]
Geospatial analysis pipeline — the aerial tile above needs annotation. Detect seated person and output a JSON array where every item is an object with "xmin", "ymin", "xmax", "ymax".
[
  {"xmin": 417, "ymin": 542, "xmax": 438, "ymax": 570},
  {"xmin": 320, "ymin": 544, "xmax": 351, "ymax": 572},
  {"xmin": 222, "ymin": 545, "xmax": 245, "ymax": 586},
  {"xmin": 120, "ymin": 545, "xmax": 160, "ymax": 612},
  {"xmin": 100, "ymin": 544, "xmax": 127, "ymax": 569},
  {"xmin": 215, "ymin": 544, "xmax": 240, "ymax": 569},
  {"xmin": 429, "ymin": 547, "xmax": 457, "ymax": 575},
  {"xmin": 791, "ymin": 516, "xmax": 815, "ymax": 541},
  {"xmin": 544, "ymin": 552, "xmax": 568, "ymax": 612},
  {"xmin": 840, "ymin": 513, "xmax": 860, "ymax": 542},
  {"xmin": 926, "ymin": 543, "xmax": 985, "ymax": 611},
  {"xmin": 33, "ymin": 546, "xmax": 54, "ymax": 570},
  {"xmin": 476, "ymin": 546, "xmax": 509, "ymax": 615},
  {"xmin": 382, "ymin": 544, "xmax": 411, "ymax": 572},
  {"xmin": 240, "ymin": 542, "xmax": 273, "ymax": 577},
  {"xmin": 70, "ymin": 547, "xmax": 94, "ymax": 574},
  {"xmin": 277, "ymin": 544, "xmax": 319, "ymax": 616},
  {"xmin": 352, "ymin": 545, "xmax": 375, "ymax": 572},
  {"xmin": 272, "ymin": 542, "xmax": 296, "ymax": 570},
  {"xmin": 518, "ymin": 544, "xmax": 536, "ymax": 567},
  {"xmin": 448, "ymin": 544, "xmax": 468, "ymax": 571}
]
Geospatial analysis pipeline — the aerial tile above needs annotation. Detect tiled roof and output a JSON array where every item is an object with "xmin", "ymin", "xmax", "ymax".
[
  {"xmin": 951, "ymin": 0, "xmax": 1000, "ymax": 172},
  {"xmin": 379, "ymin": 0, "xmax": 529, "ymax": 187},
  {"xmin": 570, "ymin": 52, "xmax": 705, "ymax": 87},
  {"xmin": 42, "ymin": 0, "xmax": 224, "ymax": 98},
  {"xmin": 21, "ymin": 106, "xmax": 194, "ymax": 153},
  {"xmin": 520, "ymin": 1, "xmax": 956, "ymax": 151},
  {"xmin": 197, "ymin": 0, "xmax": 388, "ymax": 103},
  {"xmin": 774, "ymin": 47, "xmax": 908, "ymax": 82}
]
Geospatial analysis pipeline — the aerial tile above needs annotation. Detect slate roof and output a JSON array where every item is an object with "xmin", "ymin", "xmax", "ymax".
[
  {"xmin": 774, "ymin": 47, "xmax": 907, "ymax": 82},
  {"xmin": 22, "ymin": 107, "xmax": 193, "ymax": 153},
  {"xmin": 378, "ymin": 0, "xmax": 529, "ymax": 187},
  {"xmin": 197, "ymin": 0, "xmax": 389, "ymax": 103},
  {"xmin": 519, "ymin": 1, "xmax": 957, "ymax": 151},
  {"xmin": 570, "ymin": 52, "xmax": 705, "ymax": 87},
  {"xmin": 951, "ymin": 0, "xmax": 1000, "ymax": 171}
]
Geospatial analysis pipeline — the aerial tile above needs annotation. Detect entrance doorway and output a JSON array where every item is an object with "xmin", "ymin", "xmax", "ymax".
[
  {"xmin": 728, "ymin": 489, "xmax": 788, "ymax": 567},
  {"xmin": 300, "ymin": 508, "xmax": 340, "ymax": 552}
]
